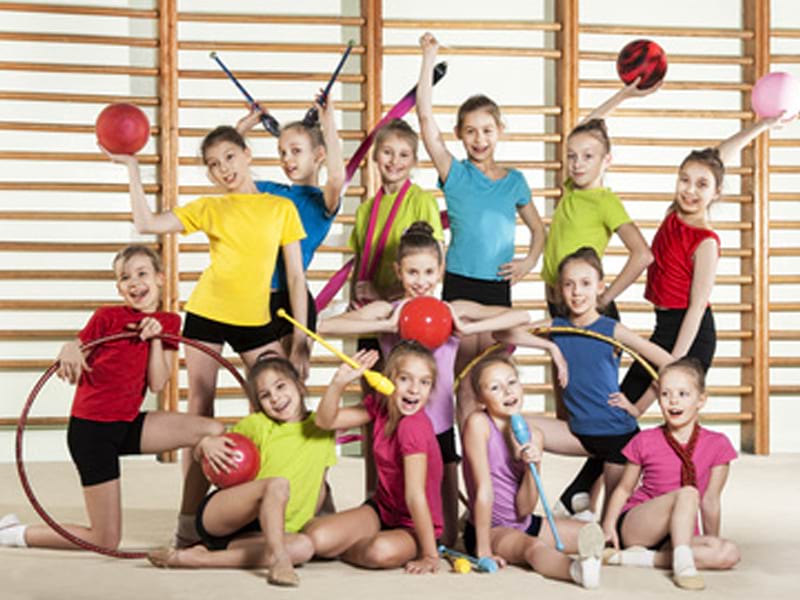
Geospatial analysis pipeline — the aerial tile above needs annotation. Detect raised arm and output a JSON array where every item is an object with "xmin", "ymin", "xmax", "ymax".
[
  {"xmin": 580, "ymin": 79, "xmax": 661, "ymax": 124},
  {"xmin": 600, "ymin": 222, "xmax": 654, "ymax": 306},
  {"xmin": 314, "ymin": 350, "xmax": 377, "ymax": 431},
  {"xmin": 317, "ymin": 300, "xmax": 396, "ymax": 337},
  {"xmin": 317, "ymin": 95, "xmax": 345, "ymax": 215},
  {"xmin": 671, "ymin": 238, "xmax": 718, "ymax": 359},
  {"xmin": 101, "ymin": 149, "xmax": 183, "ymax": 235},
  {"xmin": 716, "ymin": 115, "xmax": 787, "ymax": 166},
  {"xmin": 417, "ymin": 32, "xmax": 453, "ymax": 182},
  {"xmin": 700, "ymin": 464, "xmax": 730, "ymax": 537}
]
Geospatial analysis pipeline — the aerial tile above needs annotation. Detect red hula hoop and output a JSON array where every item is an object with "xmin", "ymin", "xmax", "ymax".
[{"xmin": 15, "ymin": 331, "xmax": 248, "ymax": 559}]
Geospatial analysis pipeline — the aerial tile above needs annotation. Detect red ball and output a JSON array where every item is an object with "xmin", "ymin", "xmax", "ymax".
[
  {"xmin": 616, "ymin": 39, "xmax": 667, "ymax": 90},
  {"xmin": 95, "ymin": 103, "xmax": 150, "ymax": 154},
  {"xmin": 201, "ymin": 432, "xmax": 260, "ymax": 489},
  {"xmin": 398, "ymin": 297, "xmax": 453, "ymax": 350}
]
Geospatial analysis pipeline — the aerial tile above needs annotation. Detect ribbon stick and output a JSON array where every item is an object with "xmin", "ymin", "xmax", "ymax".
[{"xmin": 302, "ymin": 40, "xmax": 356, "ymax": 127}]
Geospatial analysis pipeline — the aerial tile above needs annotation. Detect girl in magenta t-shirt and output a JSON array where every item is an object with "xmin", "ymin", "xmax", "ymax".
[
  {"xmin": 306, "ymin": 343, "xmax": 443, "ymax": 575},
  {"xmin": 602, "ymin": 358, "xmax": 739, "ymax": 591},
  {"xmin": 462, "ymin": 351, "xmax": 607, "ymax": 589}
]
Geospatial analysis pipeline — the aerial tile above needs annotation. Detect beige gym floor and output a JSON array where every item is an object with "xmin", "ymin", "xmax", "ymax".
[{"xmin": 1, "ymin": 453, "xmax": 797, "ymax": 599}]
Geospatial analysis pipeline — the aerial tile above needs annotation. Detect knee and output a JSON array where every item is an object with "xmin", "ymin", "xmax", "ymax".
[
  {"xmin": 363, "ymin": 536, "xmax": 406, "ymax": 568},
  {"xmin": 292, "ymin": 534, "xmax": 315, "ymax": 564},
  {"xmin": 677, "ymin": 485, "xmax": 700, "ymax": 505},
  {"xmin": 717, "ymin": 540, "xmax": 740, "ymax": 570},
  {"xmin": 264, "ymin": 477, "xmax": 290, "ymax": 503},
  {"xmin": 304, "ymin": 521, "xmax": 334, "ymax": 558},
  {"xmin": 95, "ymin": 529, "xmax": 122, "ymax": 550}
]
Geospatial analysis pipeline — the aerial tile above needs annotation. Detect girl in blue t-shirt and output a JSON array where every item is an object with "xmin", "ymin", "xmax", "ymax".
[
  {"xmin": 417, "ymin": 32, "xmax": 547, "ymax": 436},
  {"xmin": 236, "ymin": 95, "xmax": 345, "ymax": 355},
  {"xmin": 497, "ymin": 247, "xmax": 673, "ymax": 518}
]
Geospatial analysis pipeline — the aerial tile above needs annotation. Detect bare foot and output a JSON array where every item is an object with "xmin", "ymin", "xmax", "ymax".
[
  {"xmin": 267, "ymin": 555, "xmax": 300, "ymax": 587},
  {"xmin": 148, "ymin": 545, "xmax": 208, "ymax": 568}
]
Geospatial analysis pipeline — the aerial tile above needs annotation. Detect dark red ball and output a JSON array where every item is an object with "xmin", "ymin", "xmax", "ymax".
[
  {"xmin": 616, "ymin": 39, "xmax": 667, "ymax": 90},
  {"xmin": 201, "ymin": 432, "xmax": 260, "ymax": 489},
  {"xmin": 95, "ymin": 103, "xmax": 150, "ymax": 154},
  {"xmin": 398, "ymin": 297, "xmax": 453, "ymax": 350}
]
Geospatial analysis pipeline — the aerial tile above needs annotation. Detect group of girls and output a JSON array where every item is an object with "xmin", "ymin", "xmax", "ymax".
[{"xmin": 2, "ymin": 30, "xmax": 793, "ymax": 591}]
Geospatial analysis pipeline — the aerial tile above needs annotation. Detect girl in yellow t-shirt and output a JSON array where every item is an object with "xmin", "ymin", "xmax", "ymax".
[{"xmin": 103, "ymin": 126, "xmax": 308, "ymax": 546}]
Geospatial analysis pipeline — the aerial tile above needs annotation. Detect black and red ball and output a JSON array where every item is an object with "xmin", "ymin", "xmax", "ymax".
[{"xmin": 616, "ymin": 39, "xmax": 667, "ymax": 90}]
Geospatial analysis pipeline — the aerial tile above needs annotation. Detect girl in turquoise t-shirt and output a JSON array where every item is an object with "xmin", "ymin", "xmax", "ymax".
[{"xmin": 148, "ymin": 355, "xmax": 335, "ymax": 588}]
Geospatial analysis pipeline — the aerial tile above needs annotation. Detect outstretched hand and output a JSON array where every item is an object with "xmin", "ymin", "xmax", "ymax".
[
  {"xmin": 235, "ymin": 103, "xmax": 268, "ymax": 134},
  {"xmin": 99, "ymin": 143, "xmax": 138, "ymax": 166},
  {"xmin": 621, "ymin": 76, "xmax": 663, "ymax": 98},
  {"xmin": 419, "ymin": 32, "xmax": 439, "ymax": 57},
  {"xmin": 331, "ymin": 349, "xmax": 380, "ymax": 387}
]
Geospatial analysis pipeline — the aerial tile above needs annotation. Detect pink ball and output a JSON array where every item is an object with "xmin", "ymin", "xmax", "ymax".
[{"xmin": 752, "ymin": 72, "xmax": 800, "ymax": 119}]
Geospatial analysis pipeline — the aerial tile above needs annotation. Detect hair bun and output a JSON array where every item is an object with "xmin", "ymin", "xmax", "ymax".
[{"xmin": 403, "ymin": 221, "xmax": 434, "ymax": 239}]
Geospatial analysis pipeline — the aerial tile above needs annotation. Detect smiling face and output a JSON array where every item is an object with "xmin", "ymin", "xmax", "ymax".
[
  {"xmin": 204, "ymin": 140, "xmax": 253, "ymax": 192},
  {"xmin": 456, "ymin": 109, "xmax": 502, "ymax": 164},
  {"xmin": 388, "ymin": 354, "xmax": 435, "ymax": 419},
  {"xmin": 395, "ymin": 250, "xmax": 442, "ymax": 298},
  {"xmin": 658, "ymin": 367, "xmax": 707, "ymax": 433},
  {"xmin": 674, "ymin": 161, "xmax": 720, "ymax": 223},
  {"xmin": 278, "ymin": 127, "xmax": 323, "ymax": 185},
  {"xmin": 559, "ymin": 259, "xmax": 604, "ymax": 321},
  {"xmin": 476, "ymin": 361, "xmax": 524, "ymax": 419},
  {"xmin": 566, "ymin": 131, "xmax": 611, "ymax": 189},
  {"xmin": 115, "ymin": 253, "xmax": 163, "ymax": 313},
  {"xmin": 374, "ymin": 133, "xmax": 416, "ymax": 190},
  {"xmin": 253, "ymin": 368, "xmax": 305, "ymax": 423}
]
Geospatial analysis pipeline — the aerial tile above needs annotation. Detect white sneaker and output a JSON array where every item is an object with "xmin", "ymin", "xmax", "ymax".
[
  {"xmin": 573, "ymin": 509, "xmax": 597, "ymax": 523},
  {"xmin": 0, "ymin": 514, "xmax": 21, "ymax": 530},
  {"xmin": 571, "ymin": 492, "xmax": 592, "ymax": 513},
  {"xmin": 577, "ymin": 522, "xmax": 605, "ymax": 589}
]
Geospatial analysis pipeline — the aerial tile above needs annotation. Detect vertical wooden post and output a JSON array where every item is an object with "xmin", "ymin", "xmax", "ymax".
[
  {"xmin": 360, "ymin": 0, "xmax": 382, "ymax": 200},
  {"xmin": 555, "ymin": 0, "xmax": 578, "ymax": 186},
  {"xmin": 157, "ymin": 0, "xmax": 179, "ymax": 461},
  {"xmin": 741, "ymin": 0, "xmax": 770, "ymax": 454}
]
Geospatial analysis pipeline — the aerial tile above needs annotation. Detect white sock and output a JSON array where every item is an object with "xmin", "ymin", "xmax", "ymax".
[
  {"xmin": 0, "ymin": 524, "xmax": 28, "ymax": 547},
  {"xmin": 570, "ymin": 557, "xmax": 601, "ymax": 589},
  {"xmin": 571, "ymin": 492, "xmax": 592, "ymax": 513},
  {"xmin": 620, "ymin": 546, "xmax": 656, "ymax": 567},
  {"xmin": 672, "ymin": 544, "xmax": 697, "ymax": 576}
]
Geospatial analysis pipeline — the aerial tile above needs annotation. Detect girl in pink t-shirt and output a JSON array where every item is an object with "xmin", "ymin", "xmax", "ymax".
[
  {"xmin": 601, "ymin": 358, "xmax": 739, "ymax": 591},
  {"xmin": 306, "ymin": 342, "xmax": 443, "ymax": 575},
  {"xmin": 319, "ymin": 221, "xmax": 549, "ymax": 546}
]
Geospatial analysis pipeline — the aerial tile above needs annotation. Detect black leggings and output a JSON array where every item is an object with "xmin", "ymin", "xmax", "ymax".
[{"xmin": 559, "ymin": 307, "xmax": 717, "ymax": 513}]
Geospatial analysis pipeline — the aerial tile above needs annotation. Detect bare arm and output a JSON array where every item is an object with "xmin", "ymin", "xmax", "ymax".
[
  {"xmin": 497, "ymin": 202, "xmax": 546, "ymax": 285},
  {"xmin": 101, "ymin": 149, "xmax": 184, "ymax": 234},
  {"xmin": 55, "ymin": 339, "xmax": 91, "ymax": 385},
  {"xmin": 417, "ymin": 32, "xmax": 452, "ymax": 182},
  {"xmin": 600, "ymin": 222, "xmax": 654, "ymax": 306},
  {"xmin": 317, "ymin": 300, "xmax": 396, "ymax": 337},
  {"xmin": 600, "ymin": 462, "xmax": 641, "ymax": 548},
  {"xmin": 314, "ymin": 350, "xmax": 377, "ymax": 431},
  {"xmin": 449, "ymin": 300, "xmax": 530, "ymax": 337},
  {"xmin": 318, "ymin": 95, "xmax": 345, "ymax": 215},
  {"xmin": 282, "ymin": 241, "xmax": 310, "ymax": 380},
  {"xmin": 580, "ymin": 80, "xmax": 661, "ymax": 124},
  {"xmin": 701, "ymin": 464, "xmax": 730, "ymax": 537},
  {"xmin": 671, "ymin": 239, "xmax": 718, "ymax": 358},
  {"xmin": 492, "ymin": 322, "xmax": 568, "ymax": 388},
  {"xmin": 614, "ymin": 322, "xmax": 674, "ymax": 369},
  {"xmin": 403, "ymin": 453, "xmax": 440, "ymax": 573},
  {"xmin": 716, "ymin": 115, "xmax": 784, "ymax": 166},
  {"xmin": 137, "ymin": 317, "xmax": 174, "ymax": 393},
  {"xmin": 513, "ymin": 426, "xmax": 544, "ymax": 518},
  {"xmin": 463, "ymin": 413, "xmax": 497, "ymax": 561}
]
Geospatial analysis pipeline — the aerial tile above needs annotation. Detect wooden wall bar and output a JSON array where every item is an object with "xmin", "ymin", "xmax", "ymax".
[{"xmin": 0, "ymin": 1, "xmax": 793, "ymax": 455}]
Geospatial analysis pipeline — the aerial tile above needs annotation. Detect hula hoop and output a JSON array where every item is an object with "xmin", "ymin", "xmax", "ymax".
[
  {"xmin": 453, "ymin": 325, "xmax": 659, "ymax": 392},
  {"xmin": 15, "ymin": 331, "xmax": 248, "ymax": 559}
]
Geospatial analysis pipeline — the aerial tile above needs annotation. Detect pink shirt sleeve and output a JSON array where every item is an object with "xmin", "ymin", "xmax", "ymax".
[
  {"xmin": 397, "ymin": 413, "xmax": 433, "ymax": 457},
  {"xmin": 621, "ymin": 431, "xmax": 645, "ymax": 465}
]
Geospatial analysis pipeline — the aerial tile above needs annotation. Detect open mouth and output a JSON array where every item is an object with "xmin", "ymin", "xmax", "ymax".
[
  {"xmin": 272, "ymin": 399, "xmax": 291, "ymax": 414},
  {"xmin": 667, "ymin": 408, "xmax": 683, "ymax": 417},
  {"xmin": 400, "ymin": 396, "xmax": 420, "ymax": 411},
  {"xmin": 503, "ymin": 397, "xmax": 518, "ymax": 408},
  {"xmin": 128, "ymin": 288, "xmax": 149, "ymax": 302}
]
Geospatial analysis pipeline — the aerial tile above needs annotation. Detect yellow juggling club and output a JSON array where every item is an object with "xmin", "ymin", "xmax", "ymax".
[{"xmin": 276, "ymin": 309, "xmax": 395, "ymax": 396}]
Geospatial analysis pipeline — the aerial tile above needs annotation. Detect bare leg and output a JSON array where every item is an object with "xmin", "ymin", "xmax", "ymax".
[
  {"xmin": 527, "ymin": 417, "xmax": 588, "ymax": 456},
  {"xmin": 305, "ymin": 505, "xmax": 380, "ymax": 559},
  {"xmin": 24, "ymin": 479, "xmax": 122, "ymax": 550},
  {"xmin": 139, "ymin": 411, "xmax": 223, "ymax": 454},
  {"xmin": 600, "ymin": 462, "xmax": 626, "ymax": 519},
  {"xmin": 342, "ymin": 529, "xmax": 418, "ymax": 569},
  {"xmin": 491, "ymin": 527, "xmax": 573, "ymax": 582},
  {"xmin": 259, "ymin": 478, "xmax": 302, "ymax": 586}
]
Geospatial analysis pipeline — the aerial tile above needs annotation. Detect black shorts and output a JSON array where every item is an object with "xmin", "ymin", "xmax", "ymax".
[
  {"xmin": 616, "ymin": 509, "xmax": 670, "ymax": 551},
  {"xmin": 547, "ymin": 298, "xmax": 620, "ymax": 321},
  {"xmin": 443, "ymin": 271, "xmax": 511, "ymax": 307},
  {"xmin": 362, "ymin": 497, "xmax": 392, "ymax": 531},
  {"xmin": 463, "ymin": 515, "xmax": 543, "ymax": 557},
  {"xmin": 67, "ymin": 413, "xmax": 146, "ymax": 487},
  {"xmin": 574, "ymin": 429, "xmax": 639, "ymax": 465},
  {"xmin": 196, "ymin": 489, "xmax": 261, "ymax": 550},
  {"xmin": 261, "ymin": 288, "xmax": 317, "ymax": 343},
  {"xmin": 620, "ymin": 306, "xmax": 716, "ymax": 404},
  {"xmin": 436, "ymin": 427, "xmax": 460, "ymax": 464}
]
